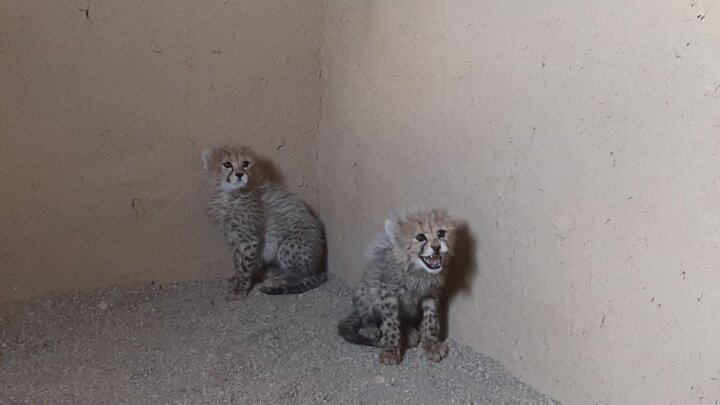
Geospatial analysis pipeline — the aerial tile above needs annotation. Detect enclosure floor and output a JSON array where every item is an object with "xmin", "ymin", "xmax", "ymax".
[{"xmin": 0, "ymin": 276, "xmax": 557, "ymax": 405}]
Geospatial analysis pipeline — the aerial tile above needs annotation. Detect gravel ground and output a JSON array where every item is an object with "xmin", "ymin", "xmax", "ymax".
[{"xmin": 0, "ymin": 276, "xmax": 558, "ymax": 404}]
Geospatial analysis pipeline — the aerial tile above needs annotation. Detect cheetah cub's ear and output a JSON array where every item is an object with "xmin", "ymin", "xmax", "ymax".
[
  {"xmin": 202, "ymin": 148, "xmax": 214, "ymax": 173},
  {"xmin": 383, "ymin": 211, "xmax": 407, "ymax": 240}
]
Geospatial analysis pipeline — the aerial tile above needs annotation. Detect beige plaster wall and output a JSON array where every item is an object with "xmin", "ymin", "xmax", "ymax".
[
  {"xmin": 318, "ymin": 1, "xmax": 720, "ymax": 403},
  {"xmin": 0, "ymin": 0, "xmax": 323, "ymax": 301},
  {"xmin": 3, "ymin": 0, "xmax": 720, "ymax": 402}
]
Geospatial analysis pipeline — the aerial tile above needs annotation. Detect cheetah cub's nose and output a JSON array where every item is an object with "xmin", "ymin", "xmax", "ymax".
[{"xmin": 235, "ymin": 173, "xmax": 244, "ymax": 179}]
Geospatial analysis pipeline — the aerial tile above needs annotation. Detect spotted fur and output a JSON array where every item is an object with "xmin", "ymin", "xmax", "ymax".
[
  {"xmin": 338, "ymin": 208, "xmax": 457, "ymax": 364},
  {"xmin": 202, "ymin": 145, "xmax": 326, "ymax": 298}
]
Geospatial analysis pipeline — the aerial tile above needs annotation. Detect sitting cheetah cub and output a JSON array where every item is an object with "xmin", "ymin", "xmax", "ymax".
[
  {"xmin": 338, "ymin": 208, "xmax": 457, "ymax": 365},
  {"xmin": 202, "ymin": 145, "xmax": 327, "ymax": 298}
]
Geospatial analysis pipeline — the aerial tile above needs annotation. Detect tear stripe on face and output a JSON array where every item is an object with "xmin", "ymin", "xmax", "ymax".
[{"xmin": 202, "ymin": 145, "xmax": 261, "ymax": 191}]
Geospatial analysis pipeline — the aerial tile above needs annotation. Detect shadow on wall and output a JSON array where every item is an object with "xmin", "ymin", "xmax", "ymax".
[
  {"xmin": 441, "ymin": 222, "xmax": 478, "ymax": 340},
  {"xmin": 255, "ymin": 156, "xmax": 285, "ymax": 185}
]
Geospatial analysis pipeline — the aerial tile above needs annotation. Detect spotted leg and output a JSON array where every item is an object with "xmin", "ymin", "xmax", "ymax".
[
  {"xmin": 227, "ymin": 239, "xmax": 260, "ymax": 300},
  {"xmin": 420, "ymin": 297, "xmax": 448, "ymax": 362},
  {"xmin": 378, "ymin": 295, "xmax": 402, "ymax": 365}
]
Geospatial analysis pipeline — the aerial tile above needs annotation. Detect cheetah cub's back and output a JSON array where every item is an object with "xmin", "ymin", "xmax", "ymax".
[
  {"xmin": 338, "ymin": 208, "xmax": 458, "ymax": 365},
  {"xmin": 202, "ymin": 145, "xmax": 327, "ymax": 299}
]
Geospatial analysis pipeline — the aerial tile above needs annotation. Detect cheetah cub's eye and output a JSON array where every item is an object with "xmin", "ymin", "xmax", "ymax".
[
  {"xmin": 415, "ymin": 234, "xmax": 427, "ymax": 242},
  {"xmin": 222, "ymin": 162, "xmax": 233, "ymax": 169},
  {"xmin": 437, "ymin": 230, "xmax": 447, "ymax": 238},
  {"xmin": 242, "ymin": 161, "xmax": 251, "ymax": 168}
]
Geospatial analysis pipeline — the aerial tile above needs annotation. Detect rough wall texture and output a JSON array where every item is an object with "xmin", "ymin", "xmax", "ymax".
[
  {"xmin": 0, "ymin": 0, "xmax": 323, "ymax": 301},
  {"xmin": 3, "ymin": 0, "xmax": 720, "ymax": 403},
  {"xmin": 318, "ymin": 1, "xmax": 720, "ymax": 404}
]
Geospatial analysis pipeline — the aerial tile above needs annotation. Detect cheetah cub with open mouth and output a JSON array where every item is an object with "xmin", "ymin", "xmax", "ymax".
[
  {"xmin": 338, "ymin": 208, "xmax": 457, "ymax": 365},
  {"xmin": 202, "ymin": 145, "xmax": 327, "ymax": 299}
]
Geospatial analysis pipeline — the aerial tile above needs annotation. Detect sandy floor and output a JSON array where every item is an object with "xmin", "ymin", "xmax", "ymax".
[{"xmin": 0, "ymin": 276, "xmax": 557, "ymax": 404}]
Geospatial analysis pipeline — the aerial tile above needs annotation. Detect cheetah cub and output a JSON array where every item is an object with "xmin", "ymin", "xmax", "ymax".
[
  {"xmin": 202, "ymin": 145, "xmax": 327, "ymax": 298},
  {"xmin": 338, "ymin": 208, "xmax": 457, "ymax": 365}
]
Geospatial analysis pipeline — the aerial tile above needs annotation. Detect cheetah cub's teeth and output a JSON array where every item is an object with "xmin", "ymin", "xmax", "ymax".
[{"xmin": 421, "ymin": 254, "xmax": 442, "ymax": 271}]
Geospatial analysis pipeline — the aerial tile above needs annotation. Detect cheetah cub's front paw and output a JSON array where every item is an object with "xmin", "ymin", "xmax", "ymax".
[
  {"xmin": 422, "ymin": 341, "xmax": 449, "ymax": 362},
  {"xmin": 378, "ymin": 349, "xmax": 402, "ymax": 365}
]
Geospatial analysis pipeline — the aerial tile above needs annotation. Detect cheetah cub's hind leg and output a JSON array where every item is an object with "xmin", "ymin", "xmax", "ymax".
[
  {"xmin": 259, "ymin": 236, "xmax": 327, "ymax": 295},
  {"xmin": 261, "ymin": 265, "xmax": 286, "ymax": 288},
  {"xmin": 404, "ymin": 325, "xmax": 421, "ymax": 349}
]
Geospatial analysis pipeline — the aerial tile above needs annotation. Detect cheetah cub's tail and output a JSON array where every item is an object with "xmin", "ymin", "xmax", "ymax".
[
  {"xmin": 259, "ymin": 272, "xmax": 328, "ymax": 295},
  {"xmin": 337, "ymin": 312, "xmax": 382, "ymax": 347}
]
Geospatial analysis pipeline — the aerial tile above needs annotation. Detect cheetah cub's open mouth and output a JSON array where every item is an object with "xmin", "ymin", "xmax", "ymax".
[{"xmin": 421, "ymin": 254, "xmax": 443, "ymax": 271}]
